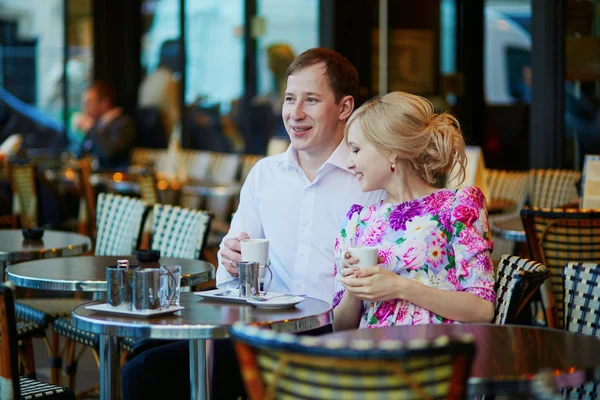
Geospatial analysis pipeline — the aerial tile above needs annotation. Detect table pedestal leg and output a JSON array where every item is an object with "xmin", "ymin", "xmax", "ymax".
[
  {"xmin": 99, "ymin": 335, "xmax": 121, "ymax": 400},
  {"xmin": 189, "ymin": 339, "xmax": 211, "ymax": 400},
  {"xmin": 1, "ymin": 260, "xmax": 8, "ymax": 282}
]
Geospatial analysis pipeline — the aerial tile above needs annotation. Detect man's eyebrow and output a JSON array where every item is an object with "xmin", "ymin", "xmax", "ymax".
[{"xmin": 284, "ymin": 91, "xmax": 321, "ymax": 96}]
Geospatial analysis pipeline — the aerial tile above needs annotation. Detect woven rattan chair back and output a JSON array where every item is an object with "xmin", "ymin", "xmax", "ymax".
[
  {"xmin": 7, "ymin": 162, "xmax": 37, "ymax": 228},
  {"xmin": 231, "ymin": 322, "xmax": 475, "ymax": 400},
  {"xmin": 529, "ymin": 169, "xmax": 580, "ymax": 209},
  {"xmin": 95, "ymin": 194, "xmax": 147, "ymax": 256},
  {"xmin": 151, "ymin": 204, "xmax": 211, "ymax": 259},
  {"xmin": 493, "ymin": 255, "xmax": 549, "ymax": 324},
  {"xmin": 522, "ymin": 207, "xmax": 600, "ymax": 328}
]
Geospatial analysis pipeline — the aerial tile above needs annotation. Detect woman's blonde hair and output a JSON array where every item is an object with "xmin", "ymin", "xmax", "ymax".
[{"xmin": 345, "ymin": 91, "xmax": 466, "ymax": 186}]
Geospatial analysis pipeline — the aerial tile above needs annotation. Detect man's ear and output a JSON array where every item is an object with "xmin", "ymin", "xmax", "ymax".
[{"xmin": 338, "ymin": 95, "xmax": 355, "ymax": 121}]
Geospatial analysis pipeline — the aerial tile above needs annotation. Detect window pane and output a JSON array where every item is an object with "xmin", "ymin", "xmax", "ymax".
[
  {"xmin": 67, "ymin": 0, "xmax": 94, "ymax": 149},
  {"xmin": 483, "ymin": 0, "xmax": 531, "ymax": 170},
  {"xmin": 0, "ymin": 0, "xmax": 65, "ymax": 149},
  {"xmin": 138, "ymin": 0, "xmax": 181, "ymax": 147},
  {"xmin": 183, "ymin": 0, "xmax": 244, "ymax": 153},
  {"xmin": 563, "ymin": 0, "xmax": 600, "ymax": 169}
]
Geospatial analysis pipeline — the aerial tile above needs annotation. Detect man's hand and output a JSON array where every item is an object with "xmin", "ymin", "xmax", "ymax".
[{"xmin": 219, "ymin": 232, "xmax": 250, "ymax": 277}]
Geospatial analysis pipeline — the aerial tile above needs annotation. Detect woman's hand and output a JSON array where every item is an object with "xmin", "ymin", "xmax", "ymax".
[{"xmin": 340, "ymin": 266, "xmax": 408, "ymax": 302}]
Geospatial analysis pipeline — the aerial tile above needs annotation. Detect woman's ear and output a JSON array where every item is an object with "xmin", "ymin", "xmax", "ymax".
[{"xmin": 338, "ymin": 95, "xmax": 355, "ymax": 121}]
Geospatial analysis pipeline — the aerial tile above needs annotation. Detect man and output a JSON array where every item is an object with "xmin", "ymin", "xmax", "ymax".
[
  {"xmin": 77, "ymin": 81, "xmax": 136, "ymax": 169},
  {"xmin": 217, "ymin": 48, "xmax": 385, "ymax": 303},
  {"xmin": 121, "ymin": 48, "xmax": 385, "ymax": 400}
]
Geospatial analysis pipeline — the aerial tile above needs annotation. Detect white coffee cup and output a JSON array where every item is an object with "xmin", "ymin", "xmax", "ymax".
[
  {"xmin": 347, "ymin": 246, "xmax": 378, "ymax": 268},
  {"xmin": 240, "ymin": 238, "xmax": 269, "ymax": 265}
]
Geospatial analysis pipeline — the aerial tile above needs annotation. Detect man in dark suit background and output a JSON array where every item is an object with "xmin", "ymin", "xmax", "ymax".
[{"xmin": 77, "ymin": 81, "xmax": 136, "ymax": 169}]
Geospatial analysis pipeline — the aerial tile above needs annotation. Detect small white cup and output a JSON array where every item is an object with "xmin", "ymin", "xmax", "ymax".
[
  {"xmin": 347, "ymin": 246, "xmax": 378, "ymax": 268},
  {"xmin": 240, "ymin": 238, "xmax": 269, "ymax": 265}
]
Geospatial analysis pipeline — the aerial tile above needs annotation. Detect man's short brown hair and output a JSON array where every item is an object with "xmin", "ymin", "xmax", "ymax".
[
  {"xmin": 286, "ymin": 48, "xmax": 358, "ymax": 103},
  {"xmin": 88, "ymin": 81, "xmax": 117, "ymax": 106}
]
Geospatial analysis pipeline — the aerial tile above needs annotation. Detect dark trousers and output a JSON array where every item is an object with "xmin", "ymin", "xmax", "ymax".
[{"xmin": 121, "ymin": 324, "xmax": 333, "ymax": 400}]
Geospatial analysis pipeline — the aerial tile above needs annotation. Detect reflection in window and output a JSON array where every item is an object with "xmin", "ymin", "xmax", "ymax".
[{"xmin": 0, "ymin": 0, "xmax": 65, "ymax": 149}]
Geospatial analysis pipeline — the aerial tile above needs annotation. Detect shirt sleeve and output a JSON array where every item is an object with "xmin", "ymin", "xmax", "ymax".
[
  {"xmin": 450, "ymin": 187, "xmax": 496, "ymax": 303},
  {"xmin": 332, "ymin": 204, "xmax": 363, "ymax": 308},
  {"xmin": 216, "ymin": 161, "xmax": 265, "ymax": 287}
]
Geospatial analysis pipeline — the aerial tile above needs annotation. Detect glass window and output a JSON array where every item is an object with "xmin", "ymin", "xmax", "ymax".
[
  {"xmin": 138, "ymin": 0, "xmax": 182, "ymax": 148},
  {"xmin": 66, "ymin": 0, "xmax": 94, "ymax": 149},
  {"xmin": 483, "ymin": 0, "xmax": 531, "ymax": 170},
  {"xmin": 183, "ymin": 0, "xmax": 244, "ymax": 153},
  {"xmin": 0, "ymin": 0, "xmax": 65, "ymax": 149},
  {"xmin": 563, "ymin": 0, "xmax": 600, "ymax": 169}
]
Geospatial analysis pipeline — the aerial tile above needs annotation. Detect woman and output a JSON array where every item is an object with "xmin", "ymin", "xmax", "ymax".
[{"xmin": 333, "ymin": 92, "xmax": 495, "ymax": 331}]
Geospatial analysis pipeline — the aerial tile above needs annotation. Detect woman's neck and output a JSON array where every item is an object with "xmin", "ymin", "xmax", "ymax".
[{"xmin": 384, "ymin": 169, "xmax": 439, "ymax": 204}]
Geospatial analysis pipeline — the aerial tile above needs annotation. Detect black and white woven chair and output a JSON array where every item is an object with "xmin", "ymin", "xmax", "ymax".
[
  {"xmin": 121, "ymin": 204, "xmax": 211, "ymax": 360},
  {"xmin": 17, "ymin": 194, "xmax": 148, "ymax": 389},
  {"xmin": 150, "ymin": 204, "xmax": 211, "ymax": 260},
  {"xmin": 561, "ymin": 262, "xmax": 600, "ymax": 398},
  {"xmin": 230, "ymin": 322, "xmax": 476, "ymax": 400},
  {"xmin": 521, "ymin": 207, "xmax": 600, "ymax": 328},
  {"xmin": 492, "ymin": 255, "xmax": 549, "ymax": 325},
  {"xmin": 1, "ymin": 284, "xmax": 75, "ymax": 400}
]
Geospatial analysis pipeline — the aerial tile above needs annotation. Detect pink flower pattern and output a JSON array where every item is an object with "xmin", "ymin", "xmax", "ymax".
[{"xmin": 333, "ymin": 187, "xmax": 495, "ymax": 328}]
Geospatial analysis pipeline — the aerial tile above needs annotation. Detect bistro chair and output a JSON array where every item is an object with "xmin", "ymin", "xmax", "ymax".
[
  {"xmin": 76, "ymin": 158, "xmax": 96, "ymax": 237},
  {"xmin": 0, "ymin": 284, "xmax": 75, "ymax": 399},
  {"xmin": 230, "ymin": 322, "xmax": 475, "ymax": 400},
  {"xmin": 15, "ymin": 194, "xmax": 148, "ymax": 388},
  {"xmin": 492, "ymin": 255, "xmax": 549, "ymax": 325},
  {"xmin": 528, "ymin": 169, "xmax": 580, "ymax": 209},
  {"xmin": 521, "ymin": 207, "xmax": 600, "ymax": 328},
  {"xmin": 7, "ymin": 162, "xmax": 38, "ymax": 229},
  {"xmin": 149, "ymin": 204, "xmax": 212, "ymax": 260},
  {"xmin": 562, "ymin": 262, "xmax": 600, "ymax": 398}
]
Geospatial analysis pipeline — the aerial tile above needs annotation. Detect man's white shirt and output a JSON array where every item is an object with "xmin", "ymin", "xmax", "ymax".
[{"xmin": 217, "ymin": 142, "xmax": 386, "ymax": 304}]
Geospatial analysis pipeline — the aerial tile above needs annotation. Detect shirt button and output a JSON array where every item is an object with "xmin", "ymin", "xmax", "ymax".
[
  {"xmin": 302, "ymin": 220, "xmax": 308, "ymax": 226},
  {"xmin": 307, "ymin": 188, "xmax": 312, "ymax": 192}
]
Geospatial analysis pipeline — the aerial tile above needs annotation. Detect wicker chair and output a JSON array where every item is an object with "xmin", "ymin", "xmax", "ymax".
[
  {"xmin": 561, "ymin": 262, "xmax": 600, "ymax": 398},
  {"xmin": 7, "ymin": 163, "xmax": 38, "ymax": 229},
  {"xmin": 528, "ymin": 169, "xmax": 581, "ymax": 209},
  {"xmin": 150, "ymin": 204, "xmax": 211, "ymax": 259},
  {"xmin": 120, "ymin": 204, "xmax": 212, "ymax": 360},
  {"xmin": 230, "ymin": 322, "xmax": 475, "ymax": 400},
  {"xmin": 521, "ymin": 207, "xmax": 600, "ymax": 328},
  {"xmin": 0, "ymin": 285, "xmax": 75, "ymax": 399},
  {"xmin": 492, "ymin": 255, "xmax": 549, "ymax": 325},
  {"xmin": 17, "ymin": 194, "xmax": 148, "ymax": 389}
]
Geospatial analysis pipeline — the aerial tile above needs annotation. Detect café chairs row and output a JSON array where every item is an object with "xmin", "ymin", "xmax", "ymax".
[{"xmin": 14, "ymin": 193, "xmax": 212, "ymax": 389}]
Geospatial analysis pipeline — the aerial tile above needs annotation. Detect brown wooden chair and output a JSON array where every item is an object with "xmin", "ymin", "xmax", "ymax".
[
  {"xmin": 0, "ymin": 284, "xmax": 75, "ymax": 399},
  {"xmin": 521, "ymin": 207, "xmax": 600, "ymax": 328}
]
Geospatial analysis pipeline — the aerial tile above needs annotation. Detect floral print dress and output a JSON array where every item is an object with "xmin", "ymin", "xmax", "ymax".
[{"xmin": 332, "ymin": 186, "xmax": 495, "ymax": 328}]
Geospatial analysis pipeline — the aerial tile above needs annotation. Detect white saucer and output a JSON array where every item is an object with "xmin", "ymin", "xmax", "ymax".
[
  {"xmin": 86, "ymin": 303, "xmax": 184, "ymax": 317},
  {"xmin": 246, "ymin": 295, "xmax": 305, "ymax": 309}
]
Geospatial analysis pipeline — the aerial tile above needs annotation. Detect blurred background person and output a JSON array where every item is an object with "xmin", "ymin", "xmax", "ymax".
[
  {"xmin": 76, "ymin": 81, "xmax": 136, "ymax": 169},
  {"xmin": 138, "ymin": 38, "xmax": 181, "ymax": 143}
]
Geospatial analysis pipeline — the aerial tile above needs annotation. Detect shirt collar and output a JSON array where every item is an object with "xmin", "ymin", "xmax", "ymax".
[{"xmin": 278, "ymin": 140, "xmax": 351, "ymax": 173}]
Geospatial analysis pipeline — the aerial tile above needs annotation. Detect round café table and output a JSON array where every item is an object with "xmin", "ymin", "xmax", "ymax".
[
  {"xmin": 491, "ymin": 214, "xmax": 526, "ymax": 242},
  {"xmin": 0, "ymin": 229, "xmax": 91, "ymax": 282},
  {"xmin": 325, "ymin": 324, "xmax": 600, "ymax": 396},
  {"xmin": 72, "ymin": 292, "xmax": 332, "ymax": 400},
  {"xmin": 6, "ymin": 255, "xmax": 215, "ymax": 291}
]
